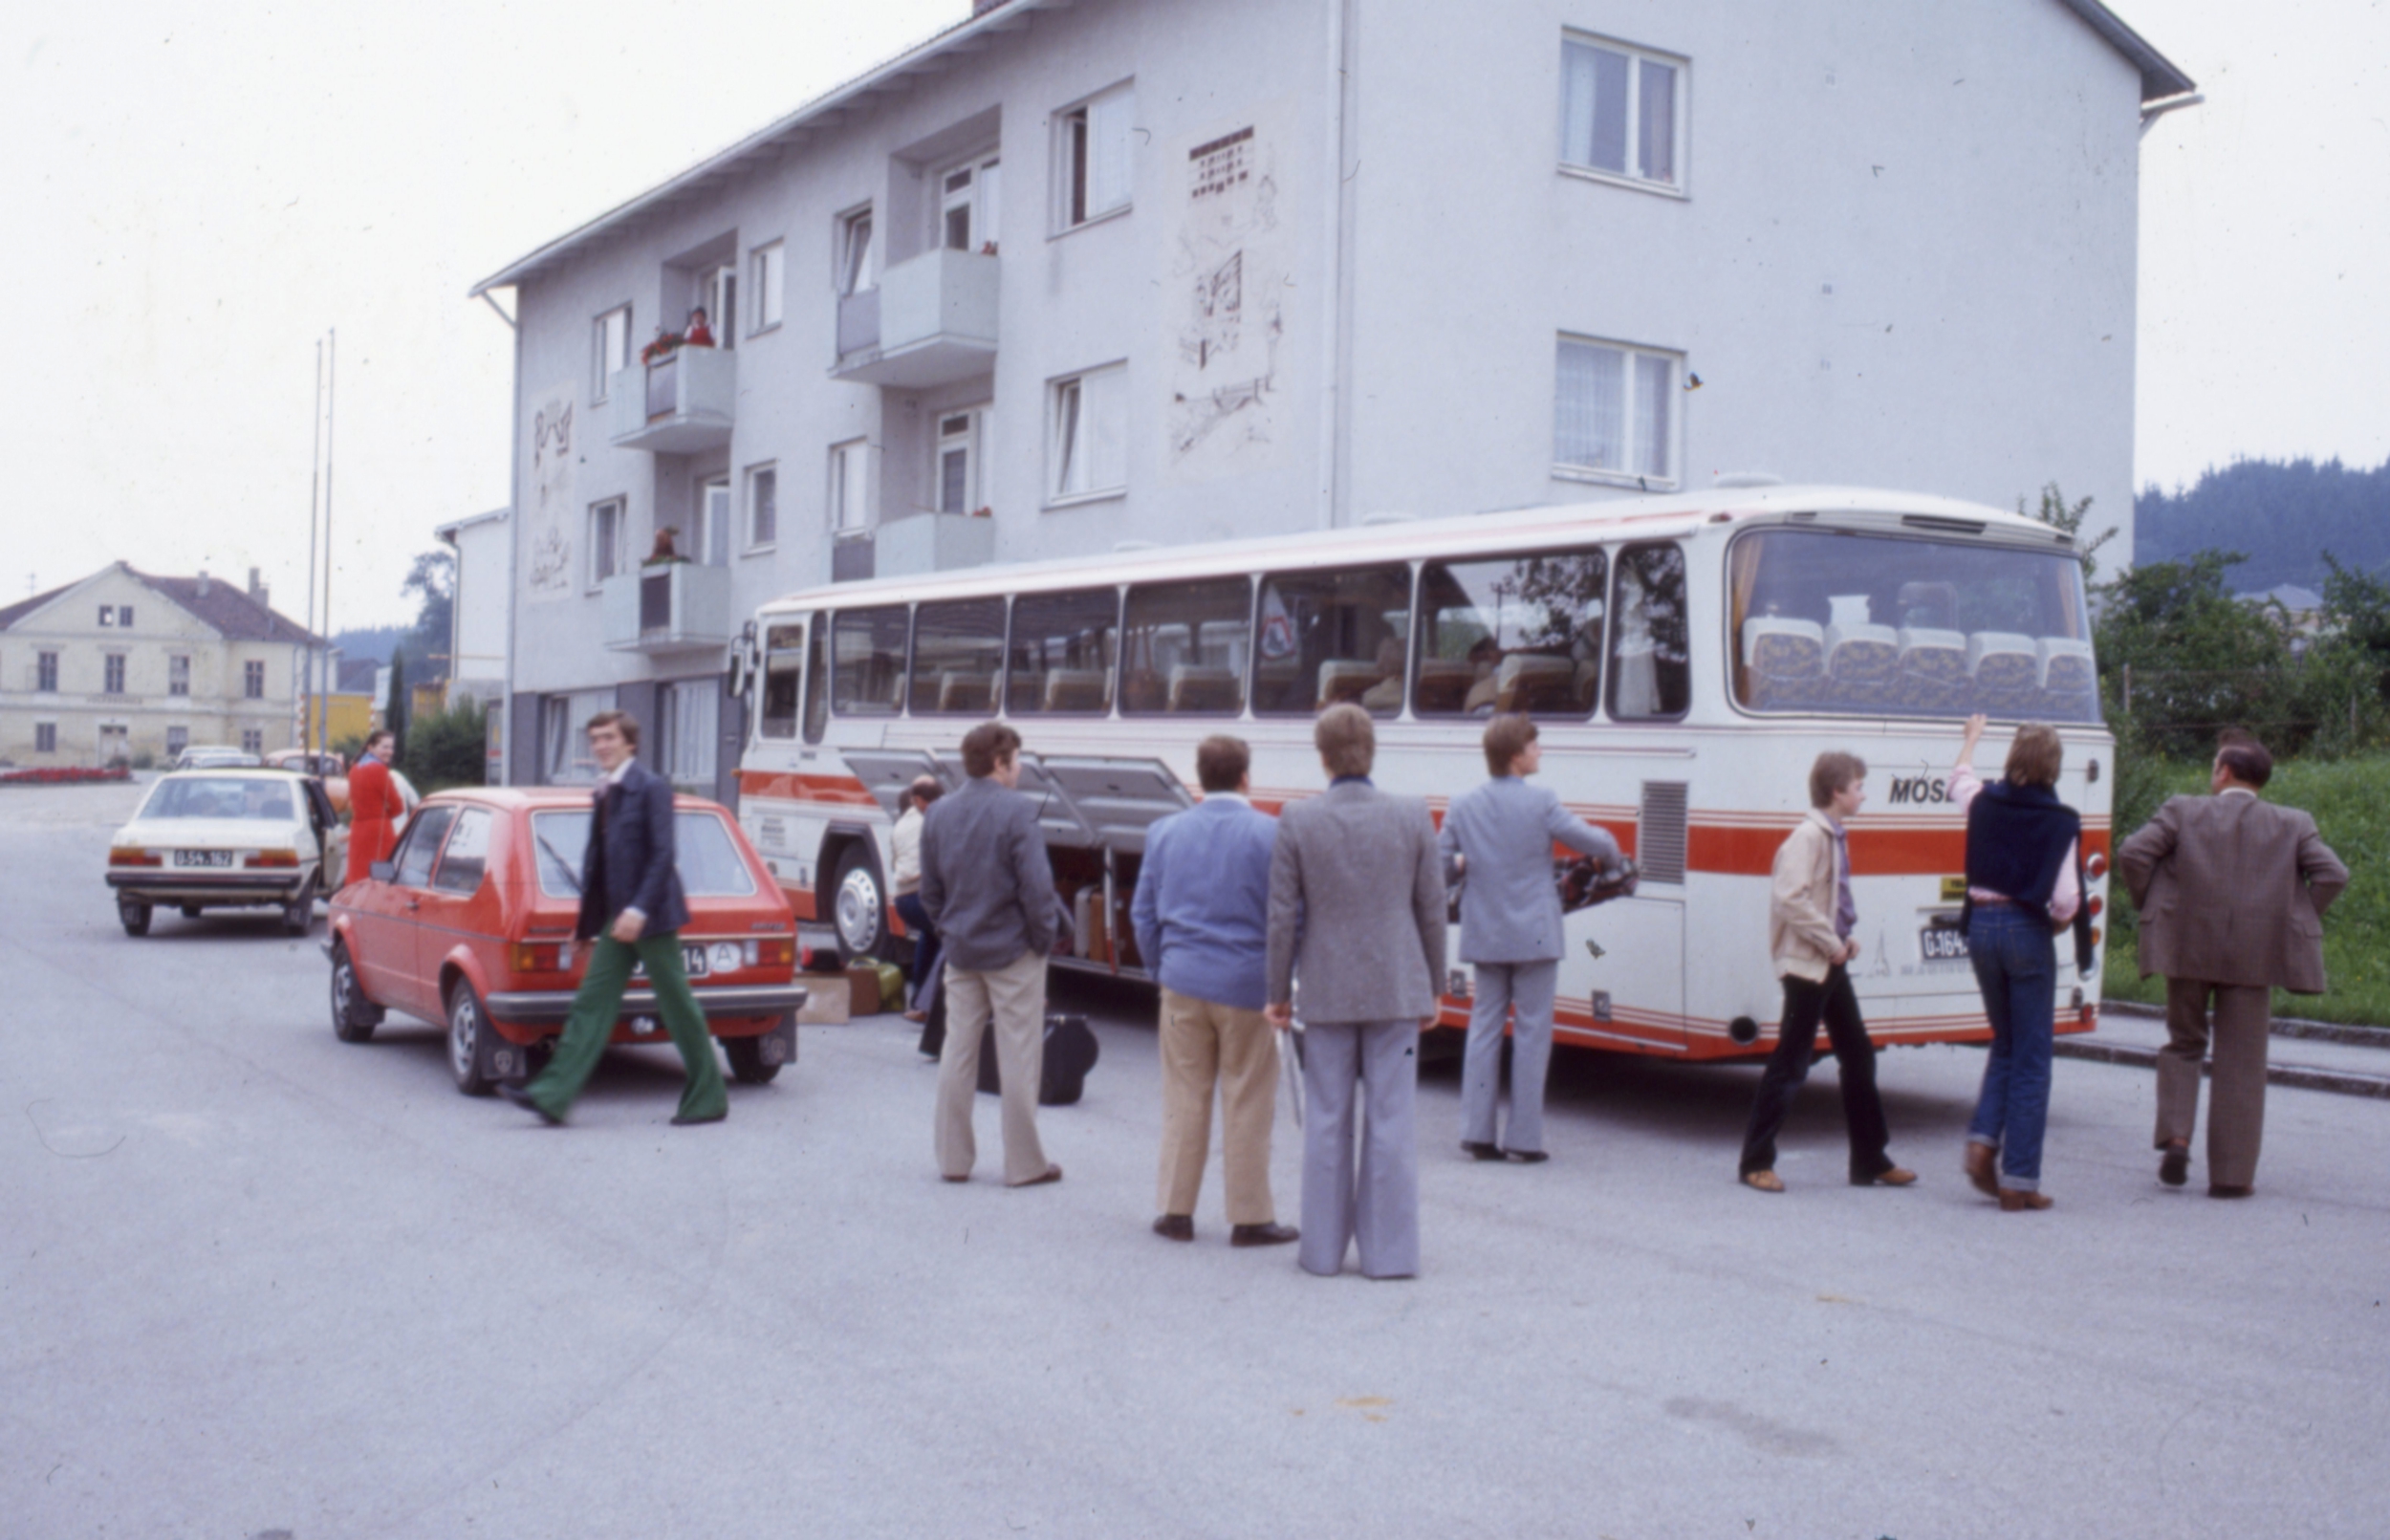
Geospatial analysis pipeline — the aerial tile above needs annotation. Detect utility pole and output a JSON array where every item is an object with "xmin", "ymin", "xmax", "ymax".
[
  {"xmin": 302, "ymin": 338, "xmax": 322, "ymax": 755},
  {"xmin": 321, "ymin": 328, "xmax": 337, "ymax": 754}
]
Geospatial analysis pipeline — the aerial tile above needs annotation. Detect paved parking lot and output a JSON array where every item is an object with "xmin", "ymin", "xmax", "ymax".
[{"xmin": 5, "ymin": 780, "xmax": 2386, "ymax": 1538}]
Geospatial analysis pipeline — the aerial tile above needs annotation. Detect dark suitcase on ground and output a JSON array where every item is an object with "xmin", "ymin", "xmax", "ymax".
[{"xmin": 968, "ymin": 1011, "xmax": 1099, "ymax": 1106}]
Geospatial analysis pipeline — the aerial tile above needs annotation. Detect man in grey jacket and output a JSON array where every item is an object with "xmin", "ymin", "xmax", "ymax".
[
  {"xmin": 920, "ymin": 722, "xmax": 1063, "ymax": 1188},
  {"xmin": 1265, "ymin": 705, "xmax": 1446, "ymax": 1279},
  {"xmin": 1439, "ymin": 714, "xmax": 1624, "ymax": 1162}
]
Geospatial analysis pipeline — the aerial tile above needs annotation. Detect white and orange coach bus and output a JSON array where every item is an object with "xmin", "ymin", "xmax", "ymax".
[{"xmin": 722, "ymin": 485, "xmax": 2113, "ymax": 1059}]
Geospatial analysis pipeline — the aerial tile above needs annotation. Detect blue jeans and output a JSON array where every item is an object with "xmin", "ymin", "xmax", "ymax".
[
  {"xmin": 1966, "ymin": 905, "xmax": 2057, "ymax": 1190},
  {"xmin": 894, "ymin": 892, "xmax": 939, "ymax": 1009}
]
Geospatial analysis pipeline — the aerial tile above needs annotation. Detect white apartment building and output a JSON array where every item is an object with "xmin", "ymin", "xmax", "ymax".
[{"xmin": 471, "ymin": 0, "xmax": 2192, "ymax": 795}]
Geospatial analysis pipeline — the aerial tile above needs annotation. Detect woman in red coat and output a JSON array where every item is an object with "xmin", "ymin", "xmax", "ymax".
[{"xmin": 342, "ymin": 731, "xmax": 405, "ymax": 887}]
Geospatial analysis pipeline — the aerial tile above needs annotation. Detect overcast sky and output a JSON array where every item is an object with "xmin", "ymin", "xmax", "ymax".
[{"xmin": 4, "ymin": 0, "xmax": 2383, "ymax": 629}]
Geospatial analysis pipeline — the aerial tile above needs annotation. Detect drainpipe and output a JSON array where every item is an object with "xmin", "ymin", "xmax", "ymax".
[
  {"xmin": 2138, "ymin": 91, "xmax": 2203, "ymax": 141},
  {"xmin": 1314, "ymin": 0, "xmax": 1353, "ymax": 531},
  {"xmin": 488, "ymin": 289, "xmax": 523, "ymax": 786}
]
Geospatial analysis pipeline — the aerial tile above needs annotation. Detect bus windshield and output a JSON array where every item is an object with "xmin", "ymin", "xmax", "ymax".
[{"xmin": 1730, "ymin": 529, "xmax": 2097, "ymax": 723}]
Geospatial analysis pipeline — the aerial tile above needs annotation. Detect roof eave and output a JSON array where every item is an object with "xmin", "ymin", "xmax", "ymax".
[{"xmin": 467, "ymin": 0, "xmax": 1060, "ymax": 298}]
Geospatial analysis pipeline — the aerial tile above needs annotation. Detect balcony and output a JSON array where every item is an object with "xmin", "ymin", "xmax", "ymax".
[
  {"xmin": 831, "ymin": 249, "xmax": 1000, "ymax": 388},
  {"xmin": 602, "ymin": 561, "xmax": 732, "ymax": 654},
  {"xmin": 610, "ymin": 344, "xmax": 737, "ymax": 453},
  {"xmin": 874, "ymin": 513, "xmax": 995, "ymax": 579}
]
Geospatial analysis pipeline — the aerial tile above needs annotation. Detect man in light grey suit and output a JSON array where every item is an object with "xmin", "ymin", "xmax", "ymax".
[
  {"xmin": 1265, "ymin": 705, "xmax": 1446, "ymax": 1279},
  {"xmin": 1439, "ymin": 714, "xmax": 1624, "ymax": 1162}
]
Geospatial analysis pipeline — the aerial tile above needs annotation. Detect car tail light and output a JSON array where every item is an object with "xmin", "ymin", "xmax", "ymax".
[
  {"xmin": 753, "ymin": 937, "xmax": 795, "ymax": 968},
  {"xmin": 511, "ymin": 942, "xmax": 564, "ymax": 972},
  {"xmin": 2087, "ymin": 895, "xmax": 2103, "ymax": 918},
  {"xmin": 109, "ymin": 849, "xmax": 161, "ymax": 867},
  {"xmin": 2089, "ymin": 925, "xmax": 2103, "ymax": 946},
  {"xmin": 247, "ymin": 850, "xmax": 300, "ymax": 868}
]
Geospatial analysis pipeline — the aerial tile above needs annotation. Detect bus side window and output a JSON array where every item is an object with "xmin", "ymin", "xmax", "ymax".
[
  {"xmin": 1009, "ymin": 588, "xmax": 1120, "ymax": 715},
  {"xmin": 761, "ymin": 622, "xmax": 806, "ymax": 739},
  {"xmin": 1121, "ymin": 578, "xmax": 1251, "ymax": 716},
  {"xmin": 1416, "ymin": 548, "xmax": 1606, "ymax": 718},
  {"xmin": 833, "ymin": 606, "xmax": 909, "ymax": 717},
  {"xmin": 1251, "ymin": 564, "xmax": 1412, "ymax": 718},
  {"xmin": 1610, "ymin": 542, "xmax": 1690, "ymax": 720},
  {"xmin": 912, "ymin": 597, "xmax": 1008, "ymax": 715},
  {"xmin": 803, "ymin": 617, "xmax": 831, "ymax": 743}
]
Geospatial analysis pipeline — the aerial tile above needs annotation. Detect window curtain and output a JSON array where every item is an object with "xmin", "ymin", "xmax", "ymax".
[
  {"xmin": 1634, "ymin": 353, "xmax": 1673, "ymax": 478},
  {"xmin": 1560, "ymin": 43, "xmax": 1628, "ymax": 174},
  {"xmin": 1555, "ymin": 340, "xmax": 1624, "ymax": 470},
  {"xmin": 1638, "ymin": 60, "xmax": 1675, "ymax": 184},
  {"xmin": 1090, "ymin": 91, "xmax": 1136, "ymax": 215}
]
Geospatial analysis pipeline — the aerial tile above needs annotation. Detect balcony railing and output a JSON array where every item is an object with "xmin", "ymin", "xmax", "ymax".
[
  {"xmin": 874, "ymin": 512, "xmax": 996, "ymax": 579},
  {"xmin": 610, "ymin": 343, "xmax": 737, "ymax": 453},
  {"xmin": 601, "ymin": 561, "xmax": 732, "ymax": 653},
  {"xmin": 831, "ymin": 249, "xmax": 999, "ymax": 388}
]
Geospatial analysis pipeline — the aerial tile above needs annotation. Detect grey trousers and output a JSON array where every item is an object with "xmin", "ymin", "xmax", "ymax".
[
  {"xmin": 1297, "ymin": 1019, "xmax": 1420, "ymax": 1279},
  {"xmin": 2157, "ymin": 977, "xmax": 2271, "ymax": 1189},
  {"xmin": 934, "ymin": 949, "xmax": 1053, "ymax": 1184},
  {"xmin": 1462, "ymin": 960, "xmax": 1559, "ymax": 1154}
]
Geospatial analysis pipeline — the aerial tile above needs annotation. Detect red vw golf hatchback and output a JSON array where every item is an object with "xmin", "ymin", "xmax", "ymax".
[{"xmin": 326, "ymin": 789, "xmax": 806, "ymax": 1095}]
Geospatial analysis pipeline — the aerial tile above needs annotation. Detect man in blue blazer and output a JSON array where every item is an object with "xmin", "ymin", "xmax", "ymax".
[
  {"xmin": 505, "ymin": 709, "xmax": 728, "ymax": 1127},
  {"xmin": 1438, "ymin": 714, "xmax": 1623, "ymax": 1162}
]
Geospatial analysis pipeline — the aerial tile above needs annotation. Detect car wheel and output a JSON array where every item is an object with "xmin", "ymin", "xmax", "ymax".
[
  {"xmin": 725, "ymin": 1034, "xmax": 781, "ymax": 1086},
  {"xmin": 119, "ymin": 899, "xmax": 151, "ymax": 937},
  {"xmin": 830, "ymin": 845, "xmax": 887, "ymax": 963},
  {"xmin": 330, "ymin": 941, "xmax": 381, "ymax": 1043},
  {"xmin": 280, "ymin": 875, "xmax": 316, "ymax": 937},
  {"xmin": 180, "ymin": 903, "xmax": 203, "ymax": 919},
  {"xmin": 446, "ymin": 981, "xmax": 497, "ymax": 1096}
]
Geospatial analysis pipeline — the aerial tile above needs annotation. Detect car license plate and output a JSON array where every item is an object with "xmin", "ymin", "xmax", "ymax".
[
  {"xmin": 629, "ymin": 944, "xmax": 709, "ymax": 979},
  {"xmin": 174, "ymin": 850, "xmax": 233, "ymax": 868},
  {"xmin": 1920, "ymin": 925, "xmax": 1970, "ymax": 962}
]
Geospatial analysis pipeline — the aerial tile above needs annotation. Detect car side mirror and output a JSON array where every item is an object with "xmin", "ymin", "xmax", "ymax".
[{"xmin": 370, "ymin": 861, "xmax": 396, "ymax": 883}]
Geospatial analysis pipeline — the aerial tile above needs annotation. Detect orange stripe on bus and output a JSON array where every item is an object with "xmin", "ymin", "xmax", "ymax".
[{"xmin": 741, "ymin": 770, "xmax": 878, "ymax": 807}]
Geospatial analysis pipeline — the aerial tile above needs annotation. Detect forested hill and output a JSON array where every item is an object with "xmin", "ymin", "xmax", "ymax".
[{"xmin": 2135, "ymin": 457, "xmax": 2390, "ymax": 592}]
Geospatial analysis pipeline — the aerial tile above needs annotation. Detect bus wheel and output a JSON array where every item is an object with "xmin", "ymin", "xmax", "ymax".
[{"xmin": 830, "ymin": 845, "xmax": 888, "ymax": 963}]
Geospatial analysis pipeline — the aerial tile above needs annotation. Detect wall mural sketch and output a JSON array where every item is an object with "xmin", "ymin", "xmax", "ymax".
[
  {"xmin": 526, "ymin": 387, "xmax": 576, "ymax": 603},
  {"xmin": 1166, "ymin": 108, "xmax": 1292, "ymax": 483}
]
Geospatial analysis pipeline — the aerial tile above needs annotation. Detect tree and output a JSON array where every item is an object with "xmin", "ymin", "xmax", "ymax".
[
  {"xmin": 386, "ymin": 644, "xmax": 411, "ymax": 764},
  {"xmin": 400, "ymin": 697, "xmax": 487, "ymax": 792},
  {"xmin": 2020, "ymin": 483, "xmax": 2117, "ymax": 580},
  {"xmin": 2095, "ymin": 551, "xmax": 2296, "ymax": 756},
  {"xmin": 402, "ymin": 549, "xmax": 456, "ymax": 675}
]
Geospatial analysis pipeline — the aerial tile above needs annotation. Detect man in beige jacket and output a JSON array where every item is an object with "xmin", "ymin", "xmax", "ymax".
[
  {"xmin": 2118, "ymin": 731, "xmax": 2345, "ymax": 1197},
  {"xmin": 1737, "ymin": 751, "xmax": 1917, "ymax": 1193}
]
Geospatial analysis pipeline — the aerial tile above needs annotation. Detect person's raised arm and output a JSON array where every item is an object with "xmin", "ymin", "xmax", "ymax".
[{"xmin": 1948, "ymin": 712, "xmax": 1989, "ymax": 810}]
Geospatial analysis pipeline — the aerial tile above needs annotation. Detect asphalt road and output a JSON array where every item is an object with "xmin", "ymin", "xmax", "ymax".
[{"xmin": 6, "ymin": 779, "xmax": 2387, "ymax": 1539}]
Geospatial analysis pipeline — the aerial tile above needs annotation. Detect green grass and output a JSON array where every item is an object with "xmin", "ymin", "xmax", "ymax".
[{"xmin": 2102, "ymin": 751, "xmax": 2390, "ymax": 1026}]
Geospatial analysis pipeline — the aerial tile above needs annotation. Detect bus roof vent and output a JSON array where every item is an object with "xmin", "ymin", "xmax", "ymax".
[
  {"xmin": 1713, "ymin": 472, "xmax": 1784, "ymax": 488},
  {"xmin": 1112, "ymin": 540, "xmax": 1160, "ymax": 553},
  {"xmin": 1639, "ymin": 781, "xmax": 1689, "ymax": 885},
  {"xmin": 1900, "ymin": 514, "xmax": 1988, "ymax": 536}
]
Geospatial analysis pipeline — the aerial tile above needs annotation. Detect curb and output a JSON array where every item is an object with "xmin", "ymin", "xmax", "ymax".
[
  {"xmin": 2099, "ymin": 998, "xmax": 2390, "ymax": 1051},
  {"xmin": 2053, "ymin": 1036, "xmax": 2390, "ymax": 1100}
]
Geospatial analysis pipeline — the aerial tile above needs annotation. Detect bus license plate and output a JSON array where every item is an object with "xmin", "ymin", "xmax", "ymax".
[{"xmin": 1920, "ymin": 926, "xmax": 1970, "ymax": 962}]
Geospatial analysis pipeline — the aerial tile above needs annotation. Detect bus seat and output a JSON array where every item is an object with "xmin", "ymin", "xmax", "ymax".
[
  {"xmin": 2037, "ymin": 639, "xmax": 2097, "ymax": 712},
  {"xmin": 938, "ymin": 670, "xmax": 994, "ymax": 712},
  {"xmin": 1316, "ymin": 659, "xmax": 1381, "ymax": 707},
  {"xmin": 1412, "ymin": 659, "xmax": 1476, "ymax": 713},
  {"xmin": 1742, "ymin": 618, "xmax": 1824, "ymax": 707},
  {"xmin": 1168, "ymin": 664, "xmax": 1240, "ymax": 712},
  {"xmin": 1967, "ymin": 632, "xmax": 2040, "ymax": 709},
  {"xmin": 1496, "ymin": 653, "xmax": 1576, "ymax": 712},
  {"xmin": 1045, "ymin": 668, "xmax": 1110, "ymax": 712},
  {"xmin": 1824, "ymin": 622, "xmax": 1900, "ymax": 686},
  {"xmin": 1892, "ymin": 627, "xmax": 1969, "ymax": 710}
]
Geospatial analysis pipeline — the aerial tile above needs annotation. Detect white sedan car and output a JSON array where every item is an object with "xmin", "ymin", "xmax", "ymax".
[{"xmin": 106, "ymin": 770, "xmax": 346, "ymax": 937}]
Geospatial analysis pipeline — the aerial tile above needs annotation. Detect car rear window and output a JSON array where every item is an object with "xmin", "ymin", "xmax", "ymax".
[
  {"xmin": 530, "ymin": 810, "xmax": 759, "ymax": 900},
  {"xmin": 141, "ymin": 776, "xmax": 297, "ymax": 821}
]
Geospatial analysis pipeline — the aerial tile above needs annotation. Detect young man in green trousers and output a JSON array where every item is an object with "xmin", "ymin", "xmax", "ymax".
[{"xmin": 504, "ymin": 708, "xmax": 728, "ymax": 1127}]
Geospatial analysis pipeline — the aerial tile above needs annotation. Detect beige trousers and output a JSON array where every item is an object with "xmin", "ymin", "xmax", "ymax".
[
  {"xmin": 935, "ymin": 949, "xmax": 1052, "ymax": 1184},
  {"xmin": 2157, "ymin": 977, "xmax": 2272, "ymax": 1189},
  {"xmin": 1156, "ymin": 987, "xmax": 1280, "ymax": 1225}
]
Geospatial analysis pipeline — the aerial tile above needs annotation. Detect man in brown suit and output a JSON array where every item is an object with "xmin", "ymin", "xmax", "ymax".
[{"xmin": 2117, "ymin": 732, "xmax": 2346, "ymax": 1197}]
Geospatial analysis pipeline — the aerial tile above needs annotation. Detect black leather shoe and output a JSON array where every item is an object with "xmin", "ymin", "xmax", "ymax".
[
  {"xmin": 2159, "ymin": 1144, "xmax": 2190, "ymax": 1187},
  {"xmin": 1153, "ymin": 1214, "xmax": 1194, "ymax": 1242},
  {"xmin": 500, "ymin": 1082, "xmax": 561, "ymax": 1126},
  {"xmin": 1462, "ymin": 1141, "xmax": 1505, "ymax": 1161},
  {"xmin": 1505, "ymin": 1149, "xmax": 1550, "ymax": 1164},
  {"xmin": 670, "ymin": 1109, "xmax": 727, "ymax": 1126},
  {"xmin": 2208, "ymin": 1182, "xmax": 2253, "ymax": 1199},
  {"xmin": 1230, "ymin": 1222, "xmax": 1299, "ymax": 1247}
]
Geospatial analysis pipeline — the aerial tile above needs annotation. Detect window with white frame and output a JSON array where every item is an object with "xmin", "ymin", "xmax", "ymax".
[
  {"xmin": 594, "ymin": 305, "xmax": 631, "ymax": 401},
  {"xmin": 935, "ymin": 409, "xmax": 988, "ymax": 516},
  {"xmin": 241, "ymin": 727, "xmax": 264, "ymax": 755},
  {"xmin": 36, "ymin": 723, "xmax": 57, "ymax": 753},
  {"xmin": 696, "ymin": 476, "xmax": 731, "ymax": 565},
  {"xmin": 540, "ymin": 688, "xmax": 616, "ymax": 784},
  {"xmin": 836, "ymin": 206, "xmax": 876, "ymax": 295},
  {"xmin": 168, "ymin": 655, "xmax": 190, "ymax": 697},
  {"xmin": 702, "ymin": 264, "xmax": 737, "ymax": 351},
  {"xmin": 830, "ymin": 439, "xmax": 874, "ymax": 533},
  {"xmin": 750, "ymin": 242, "xmax": 784, "ymax": 333},
  {"xmin": 1055, "ymin": 84, "xmax": 1135, "ymax": 229},
  {"xmin": 245, "ymin": 660, "xmax": 267, "ymax": 699},
  {"xmin": 98, "ymin": 605, "xmax": 116, "ymax": 627},
  {"xmin": 747, "ymin": 464, "xmax": 778, "ymax": 550},
  {"xmin": 1560, "ymin": 33, "xmax": 1684, "ymax": 191},
  {"xmin": 659, "ymin": 678, "xmax": 719, "ymax": 789},
  {"xmin": 1554, "ymin": 335, "xmax": 1680, "ymax": 485},
  {"xmin": 103, "ymin": 655, "xmax": 125, "ymax": 694},
  {"xmin": 1049, "ymin": 364, "xmax": 1127, "ymax": 503},
  {"xmin": 588, "ymin": 498, "xmax": 624, "ymax": 587},
  {"xmin": 36, "ymin": 651, "xmax": 57, "ymax": 692},
  {"xmin": 938, "ymin": 153, "xmax": 1002, "ymax": 253}
]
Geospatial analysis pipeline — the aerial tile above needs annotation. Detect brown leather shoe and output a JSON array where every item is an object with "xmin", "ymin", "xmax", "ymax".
[
  {"xmin": 1010, "ymin": 1163, "xmax": 1063, "ymax": 1188},
  {"xmin": 2208, "ymin": 1182, "xmax": 2254, "ymax": 1199},
  {"xmin": 1153, "ymin": 1213, "xmax": 1194, "ymax": 1242},
  {"xmin": 1964, "ymin": 1141, "xmax": 1999, "ymax": 1197},
  {"xmin": 2159, "ymin": 1144, "xmax": 2190, "ymax": 1187},
  {"xmin": 1855, "ymin": 1165, "xmax": 1917, "ymax": 1187},
  {"xmin": 1741, "ymin": 1170, "xmax": 1785, "ymax": 1193},
  {"xmin": 1230, "ymin": 1222, "xmax": 1299, "ymax": 1247},
  {"xmin": 1462, "ymin": 1140, "xmax": 1505, "ymax": 1161},
  {"xmin": 1998, "ymin": 1188, "xmax": 2054, "ymax": 1211}
]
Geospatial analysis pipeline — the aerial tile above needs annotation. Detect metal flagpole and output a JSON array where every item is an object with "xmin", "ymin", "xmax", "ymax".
[{"xmin": 304, "ymin": 338, "xmax": 323, "ymax": 754}]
